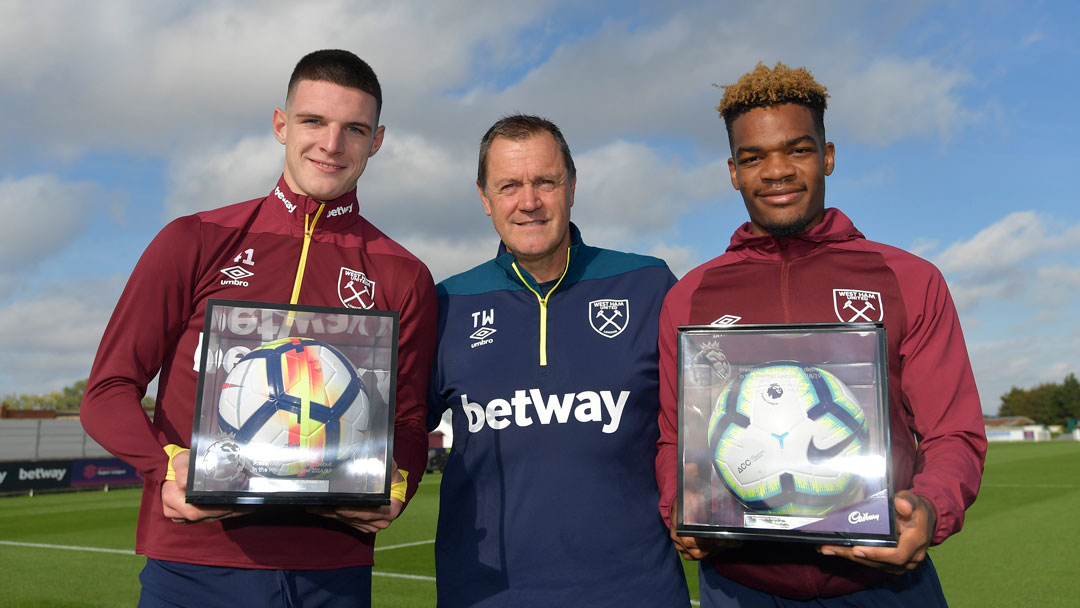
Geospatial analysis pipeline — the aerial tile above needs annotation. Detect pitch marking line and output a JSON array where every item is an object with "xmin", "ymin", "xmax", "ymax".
[
  {"xmin": 0, "ymin": 540, "xmax": 135, "ymax": 555},
  {"xmin": 374, "ymin": 572, "xmax": 436, "ymax": 581},
  {"xmin": 374, "ymin": 539, "xmax": 435, "ymax": 551},
  {"xmin": 0, "ymin": 538, "xmax": 439, "ymax": 582}
]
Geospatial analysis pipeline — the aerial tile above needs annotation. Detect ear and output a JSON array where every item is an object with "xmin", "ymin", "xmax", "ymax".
[
  {"xmin": 823, "ymin": 141, "xmax": 835, "ymax": 176},
  {"xmin": 727, "ymin": 157, "xmax": 740, "ymax": 191},
  {"xmin": 273, "ymin": 108, "xmax": 288, "ymax": 145},
  {"xmin": 477, "ymin": 182, "xmax": 493, "ymax": 217},
  {"xmin": 568, "ymin": 174, "xmax": 576, "ymax": 209},
  {"xmin": 368, "ymin": 125, "xmax": 386, "ymax": 158}
]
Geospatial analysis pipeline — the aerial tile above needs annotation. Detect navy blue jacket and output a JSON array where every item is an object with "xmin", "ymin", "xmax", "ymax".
[{"xmin": 428, "ymin": 225, "xmax": 689, "ymax": 607}]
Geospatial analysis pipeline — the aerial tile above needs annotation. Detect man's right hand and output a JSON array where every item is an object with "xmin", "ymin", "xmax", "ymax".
[{"xmin": 161, "ymin": 451, "xmax": 250, "ymax": 524}]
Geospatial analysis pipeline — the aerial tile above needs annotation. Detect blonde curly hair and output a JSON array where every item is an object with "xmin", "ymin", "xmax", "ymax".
[{"xmin": 716, "ymin": 62, "xmax": 828, "ymax": 147}]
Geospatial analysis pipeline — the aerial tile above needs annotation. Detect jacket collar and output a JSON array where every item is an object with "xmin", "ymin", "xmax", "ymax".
[
  {"xmin": 726, "ymin": 208, "xmax": 864, "ymax": 258},
  {"xmin": 494, "ymin": 222, "xmax": 585, "ymax": 289},
  {"xmin": 267, "ymin": 175, "xmax": 362, "ymax": 231}
]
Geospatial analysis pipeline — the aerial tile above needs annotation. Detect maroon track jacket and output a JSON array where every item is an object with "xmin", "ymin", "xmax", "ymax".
[
  {"xmin": 657, "ymin": 208, "xmax": 985, "ymax": 598},
  {"xmin": 83, "ymin": 176, "xmax": 436, "ymax": 569}
]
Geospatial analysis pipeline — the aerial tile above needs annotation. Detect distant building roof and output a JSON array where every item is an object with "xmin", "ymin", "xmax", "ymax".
[{"xmin": 984, "ymin": 416, "xmax": 1036, "ymax": 427}]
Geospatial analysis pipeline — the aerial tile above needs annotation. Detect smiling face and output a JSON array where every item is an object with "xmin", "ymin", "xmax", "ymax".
[
  {"xmin": 727, "ymin": 103, "xmax": 834, "ymax": 237},
  {"xmin": 478, "ymin": 131, "xmax": 576, "ymax": 282},
  {"xmin": 273, "ymin": 79, "xmax": 384, "ymax": 202}
]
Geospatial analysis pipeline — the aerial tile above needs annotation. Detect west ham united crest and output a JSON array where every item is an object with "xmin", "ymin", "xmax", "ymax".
[
  {"xmin": 338, "ymin": 267, "xmax": 376, "ymax": 309},
  {"xmin": 589, "ymin": 299, "xmax": 629, "ymax": 338},
  {"xmin": 833, "ymin": 289, "xmax": 883, "ymax": 322}
]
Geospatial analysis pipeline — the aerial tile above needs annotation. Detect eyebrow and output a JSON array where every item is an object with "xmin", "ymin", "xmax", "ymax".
[{"xmin": 737, "ymin": 135, "xmax": 817, "ymax": 155}]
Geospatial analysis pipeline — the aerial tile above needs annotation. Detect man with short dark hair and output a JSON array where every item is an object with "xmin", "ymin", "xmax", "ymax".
[
  {"xmin": 82, "ymin": 49, "xmax": 437, "ymax": 607},
  {"xmin": 427, "ymin": 114, "xmax": 690, "ymax": 606},
  {"xmin": 657, "ymin": 62, "xmax": 987, "ymax": 606}
]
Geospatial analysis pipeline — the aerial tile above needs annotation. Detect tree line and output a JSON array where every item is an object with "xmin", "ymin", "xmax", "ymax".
[
  {"xmin": 997, "ymin": 373, "xmax": 1080, "ymax": 427},
  {"xmin": 4, "ymin": 374, "xmax": 1078, "ymax": 427},
  {"xmin": 2, "ymin": 379, "xmax": 154, "ymax": 412}
]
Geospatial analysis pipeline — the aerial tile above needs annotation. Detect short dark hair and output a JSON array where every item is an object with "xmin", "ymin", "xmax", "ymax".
[
  {"xmin": 716, "ymin": 62, "xmax": 828, "ymax": 149},
  {"xmin": 477, "ymin": 114, "xmax": 576, "ymax": 191},
  {"xmin": 286, "ymin": 49, "xmax": 383, "ymax": 121}
]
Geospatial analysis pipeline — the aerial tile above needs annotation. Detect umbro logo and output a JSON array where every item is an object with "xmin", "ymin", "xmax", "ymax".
[
  {"xmin": 470, "ymin": 327, "xmax": 496, "ymax": 340},
  {"xmin": 470, "ymin": 327, "xmax": 497, "ymax": 349},
  {"xmin": 219, "ymin": 265, "xmax": 253, "ymax": 287},
  {"xmin": 712, "ymin": 315, "xmax": 741, "ymax": 326}
]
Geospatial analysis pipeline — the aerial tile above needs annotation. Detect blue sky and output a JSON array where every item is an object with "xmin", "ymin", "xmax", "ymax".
[{"xmin": 1, "ymin": 0, "xmax": 1077, "ymax": 415}]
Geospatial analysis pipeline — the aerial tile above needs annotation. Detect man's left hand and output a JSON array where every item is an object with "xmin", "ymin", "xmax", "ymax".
[
  {"xmin": 308, "ymin": 467, "xmax": 406, "ymax": 534},
  {"xmin": 818, "ymin": 490, "xmax": 936, "ymax": 575}
]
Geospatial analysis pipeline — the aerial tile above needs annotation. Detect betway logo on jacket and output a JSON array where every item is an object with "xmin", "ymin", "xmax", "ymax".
[
  {"xmin": 459, "ymin": 389, "xmax": 629, "ymax": 435},
  {"xmin": 274, "ymin": 186, "xmax": 296, "ymax": 213},
  {"xmin": 326, "ymin": 203, "xmax": 353, "ymax": 218}
]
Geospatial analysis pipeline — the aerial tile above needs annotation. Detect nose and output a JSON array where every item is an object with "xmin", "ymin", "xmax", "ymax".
[
  {"xmin": 518, "ymin": 183, "xmax": 541, "ymax": 211},
  {"xmin": 760, "ymin": 152, "xmax": 794, "ymax": 182},
  {"xmin": 321, "ymin": 126, "xmax": 344, "ymax": 154}
]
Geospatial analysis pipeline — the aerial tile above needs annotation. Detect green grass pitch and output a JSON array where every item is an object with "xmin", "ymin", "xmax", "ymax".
[{"xmin": 1, "ymin": 442, "xmax": 1076, "ymax": 606}]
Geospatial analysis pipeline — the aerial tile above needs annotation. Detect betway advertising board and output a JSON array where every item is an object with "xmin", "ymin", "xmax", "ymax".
[
  {"xmin": 0, "ymin": 461, "xmax": 72, "ymax": 492},
  {"xmin": 0, "ymin": 458, "xmax": 141, "ymax": 493}
]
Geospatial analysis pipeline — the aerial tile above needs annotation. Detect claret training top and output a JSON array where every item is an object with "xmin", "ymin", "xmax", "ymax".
[
  {"xmin": 657, "ymin": 208, "xmax": 986, "ymax": 599},
  {"xmin": 82, "ymin": 176, "xmax": 436, "ymax": 569}
]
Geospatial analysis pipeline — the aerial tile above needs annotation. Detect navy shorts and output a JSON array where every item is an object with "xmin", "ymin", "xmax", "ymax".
[
  {"xmin": 138, "ymin": 558, "xmax": 373, "ymax": 608},
  {"xmin": 698, "ymin": 557, "xmax": 948, "ymax": 607}
]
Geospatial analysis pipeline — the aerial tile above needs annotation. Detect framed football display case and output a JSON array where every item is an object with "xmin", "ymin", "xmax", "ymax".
[
  {"xmin": 675, "ymin": 323, "xmax": 897, "ymax": 546},
  {"xmin": 186, "ymin": 299, "xmax": 399, "ymax": 506}
]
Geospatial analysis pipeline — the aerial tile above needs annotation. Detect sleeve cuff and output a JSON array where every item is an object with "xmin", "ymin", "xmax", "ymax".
[
  {"xmin": 163, "ymin": 444, "xmax": 189, "ymax": 482},
  {"xmin": 389, "ymin": 469, "xmax": 409, "ymax": 502}
]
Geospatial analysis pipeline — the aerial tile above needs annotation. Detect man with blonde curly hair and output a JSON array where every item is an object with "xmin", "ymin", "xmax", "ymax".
[{"xmin": 656, "ymin": 62, "xmax": 986, "ymax": 606}]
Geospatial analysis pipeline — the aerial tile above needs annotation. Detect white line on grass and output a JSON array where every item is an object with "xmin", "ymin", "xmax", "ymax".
[
  {"xmin": 0, "ymin": 540, "xmax": 135, "ymax": 555},
  {"xmin": 373, "ymin": 572, "xmax": 436, "ymax": 581},
  {"xmin": 2, "ymin": 538, "xmax": 438, "ymax": 583},
  {"xmin": 374, "ymin": 539, "xmax": 435, "ymax": 551}
]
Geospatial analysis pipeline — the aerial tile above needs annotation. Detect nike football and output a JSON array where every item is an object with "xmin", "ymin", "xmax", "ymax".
[
  {"xmin": 216, "ymin": 336, "xmax": 369, "ymax": 479},
  {"xmin": 707, "ymin": 361, "xmax": 869, "ymax": 516}
]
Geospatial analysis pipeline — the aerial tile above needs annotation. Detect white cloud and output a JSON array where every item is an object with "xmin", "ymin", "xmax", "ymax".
[
  {"xmin": 0, "ymin": 276, "xmax": 126, "ymax": 395},
  {"xmin": 398, "ymin": 235, "xmax": 500, "ymax": 284},
  {"xmin": 350, "ymin": 130, "xmax": 482, "ymax": 240},
  {"xmin": 0, "ymin": 175, "xmax": 112, "ymax": 298},
  {"xmin": 935, "ymin": 211, "xmax": 1063, "ymax": 274},
  {"xmin": 647, "ymin": 243, "xmax": 699, "ymax": 279},
  {"xmin": 163, "ymin": 135, "xmax": 282, "ymax": 219},
  {"xmin": 829, "ymin": 57, "xmax": 974, "ymax": 144},
  {"xmin": 572, "ymin": 141, "xmax": 722, "ymax": 250}
]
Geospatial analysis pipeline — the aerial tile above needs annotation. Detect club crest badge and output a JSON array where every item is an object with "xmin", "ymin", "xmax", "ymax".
[
  {"xmin": 338, "ymin": 267, "xmax": 376, "ymax": 309},
  {"xmin": 833, "ymin": 289, "xmax": 883, "ymax": 322},
  {"xmin": 589, "ymin": 299, "xmax": 629, "ymax": 338}
]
